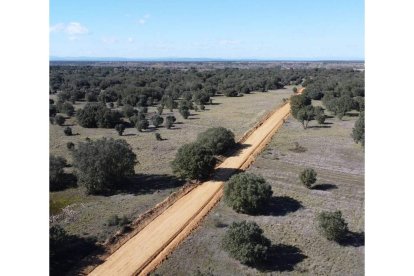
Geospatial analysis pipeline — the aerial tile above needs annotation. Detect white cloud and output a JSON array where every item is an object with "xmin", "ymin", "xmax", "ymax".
[
  {"xmin": 127, "ymin": 37, "xmax": 135, "ymax": 43},
  {"xmin": 66, "ymin": 22, "xmax": 89, "ymax": 35},
  {"xmin": 50, "ymin": 22, "xmax": 89, "ymax": 40},
  {"xmin": 138, "ymin": 14, "xmax": 151, "ymax": 25}
]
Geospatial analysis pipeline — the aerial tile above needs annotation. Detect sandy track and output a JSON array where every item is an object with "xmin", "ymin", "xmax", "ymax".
[{"xmin": 89, "ymin": 99, "xmax": 295, "ymax": 276}]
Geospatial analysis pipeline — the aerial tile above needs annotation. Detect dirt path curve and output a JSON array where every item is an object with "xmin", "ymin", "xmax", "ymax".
[{"xmin": 89, "ymin": 91, "xmax": 301, "ymax": 276}]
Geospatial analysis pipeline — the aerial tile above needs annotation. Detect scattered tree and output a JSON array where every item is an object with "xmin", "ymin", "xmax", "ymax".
[
  {"xmin": 179, "ymin": 106, "xmax": 190, "ymax": 119},
  {"xmin": 224, "ymin": 173, "xmax": 273, "ymax": 214},
  {"xmin": 151, "ymin": 114, "xmax": 164, "ymax": 128},
  {"xmin": 50, "ymin": 155, "xmax": 67, "ymax": 191},
  {"xmin": 222, "ymin": 221, "xmax": 271, "ymax": 265},
  {"xmin": 317, "ymin": 211, "xmax": 348, "ymax": 242},
  {"xmin": 72, "ymin": 138, "xmax": 137, "ymax": 194},
  {"xmin": 115, "ymin": 123, "xmax": 126, "ymax": 136},
  {"xmin": 54, "ymin": 115, "xmax": 65, "ymax": 126},
  {"xmin": 76, "ymin": 103, "xmax": 121, "ymax": 128},
  {"xmin": 171, "ymin": 142, "xmax": 216, "ymax": 180},
  {"xmin": 155, "ymin": 133, "xmax": 162, "ymax": 141},
  {"xmin": 66, "ymin": 142, "xmax": 75, "ymax": 151},
  {"xmin": 135, "ymin": 118, "xmax": 149, "ymax": 132},
  {"xmin": 299, "ymin": 168, "xmax": 317, "ymax": 188},
  {"xmin": 196, "ymin": 127, "xmax": 236, "ymax": 155},
  {"xmin": 157, "ymin": 105, "xmax": 164, "ymax": 115},
  {"xmin": 63, "ymin": 126, "xmax": 72, "ymax": 136},
  {"xmin": 296, "ymin": 105, "xmax": 315, "ymax": 129},
  {"xmin": 165, "ymin": 115, "xmax": 176, "ymax": 129},
  {"xmin": 290, "ymin": 94, "xmax": 311, "ymax": 118},
  {"xmin": 352, "ymin": 111, "xmax": 364, "ymax": 146},
  {"xmin": 314, "ymin": 106, "xmax": 326, "ymax": 124}
]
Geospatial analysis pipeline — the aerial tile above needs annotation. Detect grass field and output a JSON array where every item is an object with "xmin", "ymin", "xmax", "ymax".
[
  {"xmin": 49, "ymin": 87, "xmax": 294, "ymax": 241},
  {"xmin": 153, "ymin": 102, "xmax": 364, "ymax": 276}
]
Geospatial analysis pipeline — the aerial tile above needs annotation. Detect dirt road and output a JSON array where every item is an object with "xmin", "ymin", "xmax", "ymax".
[{"xmin": 89, "ymin": 96, "xmax": 297, "ymax": 276}]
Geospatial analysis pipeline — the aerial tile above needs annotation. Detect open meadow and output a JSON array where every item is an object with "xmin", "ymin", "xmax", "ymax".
[
  {"xmin": 153, "ymin": 101, "xmax": 364, "ymax": 276},
  {"xmin": 49, "ymin": 87, "xmax": 294, "ymax": 242}
]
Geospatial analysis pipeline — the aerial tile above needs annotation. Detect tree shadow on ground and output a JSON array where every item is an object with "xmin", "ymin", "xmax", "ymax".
[
  {"xmin": 339, "ymin": 231, "xmax": 365, "ymax": 247},
  {"xmin": 114, "ymin": 174, "xmax": 186, "ymax": 195},
  {"xmin": 346, "ymin": 112, "xmax": 360, "ymax": 117},
  {"xmin": 223, "ymin": 143, "xmax": 252, "ymax": 157},
  {"xmin": 308, "ymin": 125, "xmax": 331, "ymax": 129},
  {"xmin": 255, "ymin": 244, "xmax": 307, "ymax": 272},
  {"xmin": 50, "ymin": 173, "xmax": 78, "ymax": 192},
  {"xmin": 312, "ymin": 184, "xmax": 338, "ymax": 191},
  {"xmin": 122, "ymin": 133, "xmax": 136, "ymax": 136},
  {"xmin": 211, "ymin": 168, "xmax": 244, "ymax": 182},
  {"xmin": 50, "ymin": 233, "xmax": 105, "ymax": 276},
  {"xmin": 262, "ymin": 196, "xmax": 303, "ymax": 216}
]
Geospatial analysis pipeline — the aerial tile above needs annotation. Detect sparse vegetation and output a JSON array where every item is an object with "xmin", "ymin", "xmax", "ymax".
[{"xmin": 224, "ymin": 173, "xmax": 272, "ymax": 214}]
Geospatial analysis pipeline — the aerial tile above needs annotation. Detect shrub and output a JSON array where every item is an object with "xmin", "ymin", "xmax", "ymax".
[
  {"xmin": 72, "ymin": 138, "xmax": 137, "ymax": 194},
  {"xmin": 50, "ymin": 155, "xmax": 67, "ymax": 191},
  {"xmin": 179, "ymin": 106, "xmax": 190, "ymax": 119},
  {"xmin": 222, "ymin": 221, "xmax": 271, "ymax": 265},
  {"xmin": 155, "ymin": 133, "xmax": 162, "ymax": 141},
  {"xmin": 57, "ymin": 101, "xmax": 75, "ymax": 117},
  {"xmin": 165, "ymin": 115, "xmax": 175, "ymax": 129},
  {"xmin": 54, "ymin": 115, "xmax": 65, "ymax": 126},
  {"xmin": 317, "ymin": 211, "xmax": 348, "ymax": 242},
  {"xmin": 122, "ymin": 104, "xmax": 136, "ymax": 117},
  {"xmin": 50, "ymin": 98, "xmax": 55, "ymax": 104},
  {"xmin": 115, "ymin": 123, "xmax": 125, "ymax": 136},
  {"xmin": 151, "ymin": 115, "xmax": 164, "ymax": 128},
  {"xmin": 293, "ymin": 87, "xmax": 298, "ymax": 93},
  {"xmin": 224, "ymin": 173, "xmax": 273, "ymax": 214},
  {"xmin": 136, "ymin": 118, "xmax": 149, "ymax": 132},
  {"xmin": 352, "ymin": 111, "xmax": 364, "ymax": 146},
  {"xmin": 66, "ymin": 142, "xmax": 75, "ymax": 151},
  {"xmin": 196, "ymin": 127, "xmax": 236, "ymax": 155},
  {"xmin": 50, "ymin": 104, "xmax": 57, "ymax": 117},
  {"xmin": 299, "ymin": 168, "xmax": 317, "ymax": 188},
  {"xmin": 314, "ymin": 106, "xmax": 326, "ymax": 124},
  {"xmin": 76, "ymin": 103, "xmax": 121, "ymax": 128},
  {"xmin": 107, "ymin": 215, "xmax": 130, "ymax": 227},
  {"xmin": 63, "ymin": 127, "xmax": 72, "ymax": 136},
  {"xmin": 296, "ymin": 105, "xmax": 315, "ymax": 129},
  {"xmin": 157, "ymin": 105, "xmax": 164, "ymax": 115},
  {"xmin": 171, "ymin": 142, "xmax": 216, "ymax": 180}
]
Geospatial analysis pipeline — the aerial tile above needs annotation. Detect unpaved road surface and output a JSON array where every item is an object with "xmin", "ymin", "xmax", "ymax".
[{"xmin": 89, "ymin": 100, "xmax": 295, "ymax": 276}]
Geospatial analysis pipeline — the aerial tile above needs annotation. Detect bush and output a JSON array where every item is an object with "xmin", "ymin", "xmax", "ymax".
[
  {"xmin": 196, "ymin": 127, "xmax": 236, "ymax": 155},
  {"xmin": 222, "ymin": 221, "xmax": 271, "ymax": 265},
  {"xmin": 122, "ymin": 104, "xmax": 136, "ymax": 117},
  {"xmin": 50, "ymin": 104, "xmax": 57, "ymax": 117},
  {"xmin": 107, "ymin": 215, "xmax": 130, "ymax": 226},
  {"xmin": 157, "ymin": 105, "xmax": 164, "ymax": 115},
  {"xmin": 76, "ymin": 103, "xmax": 121, "ymax": 128},
  {"xmin": 179, "ymin": 106, "xmax": 190, "ymax": 119},
  {"xmin": 50, "ymin": 155, "xmax": 67, "ymax": 191},
  {"xmin": 165, "ymin": 115, "xmax": 176, "ymax": 129},
  {"xmin": 314, "ymin": 106, "xmax": 326, "ymax": 124},
  {"xmin": 352, "ymin": 111, "xmax": 364, "ymax": 146},
  {"xmin": 63, "ymin": 127, "xmax": 72, "ymax": 136},
  {"xmin": 72, "ymin": 138, "xmax": 137, "ymax": 194},
  {"xmin": 57, "ymin": 101, "xmax": 75, "ymax": 116},
  {"xmin": 151, "ymin": 114, "xmax": 164, "ymax": 128},
  {"xmin": 171, "ymin": 142, "xmax": 216, "ymax": 180},
  {"xmin": 54, "ymin": 115, "xmax": 65, "ymax": 126},
  {"xmin": 317, "ymin": 211, "xmax": 348, "ymax": 242},
  {"xmin": 66, "ymin": 142, "xmax": 75, "ymax": 151},
  {"xmin": 115, "ymin": 123, "xmax": 125, "ymax": 136},
  {"xmin": 136, "ymin": 118, "xmax": 149, "ymax": 132},
  {"xmin": 155, "ymin": 133, "xmax": 162, "ymax": 141},
  {"xmin": 299, "ymin": 168, "xmax": 317, "ymax": 188},
  {"xmin": 224, "ymin": 173, "xmax": 273, "ymax": 214}
]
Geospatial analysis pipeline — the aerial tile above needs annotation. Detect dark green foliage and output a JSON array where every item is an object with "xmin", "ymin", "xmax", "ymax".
[
  {"xmin": 157, "ymin": 105, "xmax": 164, "ymax": 115},
  {"xmin": 192, "ymin": 91, "xmax": 210, "ymax": 105},
  {"xmin": 63, "ymin": 126, "xmax": 72, "ymax": 136},
  {"xmin": 314, "ymin": 106, "xmax": 326, "ymax": 124},
  {"xmin": 352, "ymin": 111, "xmax": 365, "ymax": 146},
  {"xmin": 296, "ymin": 105, "xmax": 315, "ymax": 129},
  {"xmin": 293, "ymin": 87, "xmax": 298, "ymax": 93},
  {"xmin": 290, "ymin": 94, "xmax": 311, "ymax": 118},
  {"xmin": 85, "ymin": 92, "xmax": 98, "ymax": 102},
  {"xmin": 179, "ymin": 106, "xmax": 190, "ymax": 119},
  {"xmin": 54, "ymin": 115, "xmax": 65, "ymax": 126},
  {"xmin": 106, "ymin": 215, "xmax": 130, "ymax": 226},
  {"xmin": 299, "ymin": 168, "xmax": 317, "ymax": 188},
  {"xmin": 50, "ymin": 98, "xmax": 55, "ymax": 104},
  {"xmin": 151, "ymin": 114, "xmax": 164, "ymax": 128},
  {"xmin": 50, "ymin": 225, "xmax": 99, "ymax": 276},
  {"xmin": 115, "ymin": 123, "xmax": 125, "ymax": 136},
  {"xmin": 50, "ymin": 155, "xmax": 67, "ymax": 191},
  {"xmin": 354, "ymin": 96, "xmax": 365, "ymax": 111},
  {"xmin": 76, "ymin": 103, "xmax": 121, "ymax": 128},
  {"xmin": 72, "ymin": 138, "xmax": 137, "ymax": 194},
  {"xmin": 122, "ymin": 104, "xmax": 136, "ymax": 117},
  {"xmin": 222, "ymin": 221, "xmax": 271, "ymax": 265},
  {"xmin": 155, "ymin": 133, "xmax": 162, "ymax": 141},
  {"xmin": 57, "ymin": 101, "xmax": 75, "ymax": 116},
  {"xmin": 224, "ymin": 173, "xmax": 273, "ymax": 214},
  {"xmin": 136, "ymin": 118, "xmax": 149, "ymax": 132},
  {"xmin": 50, "ymin": 104, "xmax": 57, "ymax": 117},
  {"xmin": 317, "ymin": 211, "xmax": 348, "ymax": 242},
  {"xmin": 196, "ymin": 127, "xmax": 236, "ymax": 155},
  {"xmin": 67, "ymin": 142, "xmax": 75, "ymax": 151},
  {"xmin": 171, "ymin": 142, "xmax": 216, "ymax": 180},
  {"xmin": 165, "ymin": 115, "xmax": 176, "ymax": 129}
]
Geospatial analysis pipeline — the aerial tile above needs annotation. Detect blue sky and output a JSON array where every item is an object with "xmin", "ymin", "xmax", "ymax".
[{"xmin": 50, "ymin": 0, "xmax": 364, "ymax": 60}]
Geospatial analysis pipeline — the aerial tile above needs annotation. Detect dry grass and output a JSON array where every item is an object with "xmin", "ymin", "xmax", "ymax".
[
  {"xmin": 153, "ymin": 103, "xmax": 364, "ymax": 276},
  {"xmin": 49, "ymin": 87, "xmax": 293, "ymax": 241}
]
